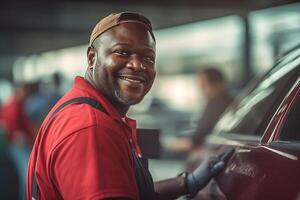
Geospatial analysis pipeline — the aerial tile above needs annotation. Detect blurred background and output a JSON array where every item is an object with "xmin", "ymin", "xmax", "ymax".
[{"xmin": 0, "ymin": 0, "xmax": 300, "ymax": 198}]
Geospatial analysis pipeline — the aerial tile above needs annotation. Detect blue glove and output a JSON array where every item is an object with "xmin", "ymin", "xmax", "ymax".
[{"xmin": 186, "ymin": 148, "xmax": 234, "ymax": 198}]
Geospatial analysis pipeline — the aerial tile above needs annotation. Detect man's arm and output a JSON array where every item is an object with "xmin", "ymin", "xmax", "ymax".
[
  {"xmin": 154, "ymin": 176, "xmax": 187, "ymax": 200},
  {"xmin": 154, "ymin": 149, "xmax": 234, "ymax": 199}
]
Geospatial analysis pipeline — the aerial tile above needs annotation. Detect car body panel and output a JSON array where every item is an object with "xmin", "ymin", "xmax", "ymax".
[{"xmin": 202, "ymin": 47, "xmax": 300, "ymax": 200}]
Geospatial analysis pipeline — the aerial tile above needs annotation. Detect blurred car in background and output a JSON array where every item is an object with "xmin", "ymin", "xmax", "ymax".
[{"xmin": 198, "ymin": 45, "xmax": 300, "ymax": 200}]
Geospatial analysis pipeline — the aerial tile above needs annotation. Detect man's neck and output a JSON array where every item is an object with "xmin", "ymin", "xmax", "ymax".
[{"xmin": 84, "ymin": 70, "xmax": 129, "ymax": 117}]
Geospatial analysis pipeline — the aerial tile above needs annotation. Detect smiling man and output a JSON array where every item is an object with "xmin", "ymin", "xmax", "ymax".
[
  {"xmin": 86, "ymin": 19, "xmax": 156, "ymax": 115},
  {"xmin": 26, "ymin": 12, "xmax": 232, "ymax": 200}
]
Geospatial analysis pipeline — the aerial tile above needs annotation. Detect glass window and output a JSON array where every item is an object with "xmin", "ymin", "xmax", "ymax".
[
  {"xmin": 214, "ymin": 56, "xmax": 300, "ymax": 137},
  {"xmin": 280, "ymin": 93, "xmax": 300, "ymax": 142},
  {"xmin": 249, "ymin": 2, "xmax": 300, "ymax": 74}
]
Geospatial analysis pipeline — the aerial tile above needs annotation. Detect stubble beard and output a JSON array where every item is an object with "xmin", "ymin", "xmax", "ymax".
[
  {"xmin": 93, "ymin": 62, "xmax": 145, "ymax": 106},
  {"xmin": 114, "ymin": 87, "xmax": 143, "ymax": 106}
]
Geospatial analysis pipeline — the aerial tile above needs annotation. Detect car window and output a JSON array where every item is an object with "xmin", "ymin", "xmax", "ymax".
[
  {"xmin": 214, "ymin": 55, "xmax": 300, "ymax": 137},
  {"xmin": 279, "ymin": 92, "xmax": 300, "ymax": 142}
]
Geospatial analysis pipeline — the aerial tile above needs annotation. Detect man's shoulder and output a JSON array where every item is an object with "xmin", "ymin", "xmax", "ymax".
[
  {"xmin": 41, "ymin": 83, "xmax": 120, "ymax": 141},
  {"xmin": 47, "ymin": 96, "xmax": 112, "ymax": 130},
  {"xmin": 41, "ymin": 99, "xmax": 116, "ymax": 153}
]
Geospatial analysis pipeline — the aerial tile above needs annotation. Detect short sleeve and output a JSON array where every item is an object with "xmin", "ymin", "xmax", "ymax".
[{"xmin": 49, "ymin": 124, "xmax": 138, "ymax": 200}]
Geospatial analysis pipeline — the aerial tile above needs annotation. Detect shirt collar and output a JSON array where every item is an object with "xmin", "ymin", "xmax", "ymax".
[{"xmin": 73, "ymin": 76, "xmax": 124, "ymax": 122}]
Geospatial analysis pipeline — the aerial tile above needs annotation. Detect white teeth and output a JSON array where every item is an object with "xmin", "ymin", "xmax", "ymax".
[{"xmin": 120, "ymin": 76, "xmax": 142, "ymax": 83}]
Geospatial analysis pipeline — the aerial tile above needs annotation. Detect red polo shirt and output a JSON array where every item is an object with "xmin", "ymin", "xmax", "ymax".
[{"xmin": 27, "ymin": 76, "xmax": 141, "ymax": 200}]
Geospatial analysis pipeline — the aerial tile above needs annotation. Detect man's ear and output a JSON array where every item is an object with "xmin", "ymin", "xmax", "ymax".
[{"xmin": 87, "ymin": 46, "xmax": 97, "ymax": 69}]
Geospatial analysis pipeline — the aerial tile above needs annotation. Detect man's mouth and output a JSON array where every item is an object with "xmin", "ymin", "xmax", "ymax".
[{"xmin": 118, "ymin": 74, "xmax": 146, "ymax": 85}]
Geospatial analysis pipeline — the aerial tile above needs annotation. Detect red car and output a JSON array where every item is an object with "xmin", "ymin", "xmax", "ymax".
[{"xmin": 200, "ymin": 46, "xmax": 300, "ymax": 200}]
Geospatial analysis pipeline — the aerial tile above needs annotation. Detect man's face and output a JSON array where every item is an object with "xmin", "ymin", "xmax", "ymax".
[
  {"xmin": 198, "ymin": 74, "xmax": 212, "ymax": 99},
  {"xmin": 88, "ymin": 22, "xmax": 156, "ymax": 107}
]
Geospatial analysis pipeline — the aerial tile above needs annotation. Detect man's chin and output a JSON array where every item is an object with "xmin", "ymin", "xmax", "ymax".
[
  {"xmin": 119, "ymin": 97, "xmax": 143, "ymax": 106},
  {"xmin": 116, "ymin": 93, "xmax": 144, "ymax": 106}
]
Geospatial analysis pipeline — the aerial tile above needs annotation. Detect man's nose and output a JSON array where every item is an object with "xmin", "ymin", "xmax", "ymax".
[{"xmin": 126, "ymin": 56, "xmax": 145, "ymax": 71}]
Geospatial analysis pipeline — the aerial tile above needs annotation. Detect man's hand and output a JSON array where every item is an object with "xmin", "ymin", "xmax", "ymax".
[{"xmin": 186, "ymin": 148, "xmax": 234, "ymax": 198}]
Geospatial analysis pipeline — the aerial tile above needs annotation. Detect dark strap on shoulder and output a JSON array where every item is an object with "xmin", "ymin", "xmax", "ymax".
[
  {"xmin": 31, "ymin": 97, "xmax": 107, "ymax": 200},
  {"xmin": 129, "ymin": 140, "xmax": 156, "ymax": 200},
  {"xmin": 48, "ymin": 97, "xmax": 108, "ymax": 124}
]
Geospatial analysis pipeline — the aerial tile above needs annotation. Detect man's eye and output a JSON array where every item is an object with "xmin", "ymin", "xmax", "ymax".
[
  {"xmin": 115, "ymin": 50, "xmax": 129, "ymax": 56},
  {"xmin": 143, "ymin": 56, "xmax": 155, "ymax": 64}
]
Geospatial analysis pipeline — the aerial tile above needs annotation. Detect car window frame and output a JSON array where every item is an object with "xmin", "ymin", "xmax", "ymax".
[
  {"xmin": 271, "ymin": 77, "xmax": 300, "ymax": 144},
  {"xmin": 264, "ymin": 79, "xmax": 300, "ymax": 161},
  {"xmin": 212, "ymin": 49, "xmax": 300, "ymax": 145}
]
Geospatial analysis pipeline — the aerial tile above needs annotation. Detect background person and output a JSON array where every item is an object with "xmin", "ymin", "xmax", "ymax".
[
  {"xmin": 2, "ymin": 82, "xmax": 37, "ymax": 200},
  {"xmin": 166, "ymin": 68, "xmax": 233, "ymax": 155},
  {"xmin": 25, "ymin": 72, "xmax": 63, "ymax": 126}
]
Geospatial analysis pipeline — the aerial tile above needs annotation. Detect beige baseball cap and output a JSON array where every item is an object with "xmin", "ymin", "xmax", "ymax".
[{"xmin": 89, "ymin": 12, "xmax": 155, "ymax": 46}]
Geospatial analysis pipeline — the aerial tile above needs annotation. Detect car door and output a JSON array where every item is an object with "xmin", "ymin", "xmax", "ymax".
[
  {"xmin": 260, "ymin": 77, "xmax": 300, "ymax": 200},
  {"xmin": 203, "ymin": 48, "xmax": 300, "ymax": 200}
]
